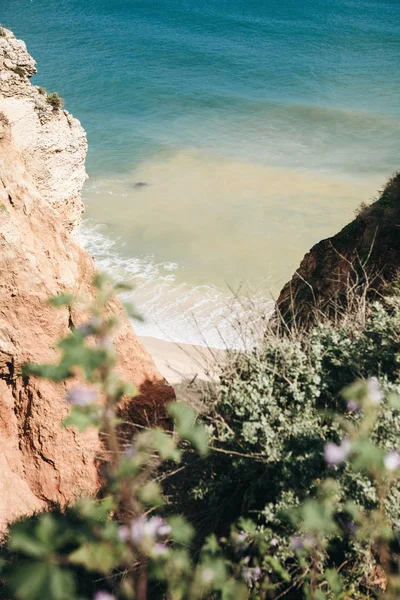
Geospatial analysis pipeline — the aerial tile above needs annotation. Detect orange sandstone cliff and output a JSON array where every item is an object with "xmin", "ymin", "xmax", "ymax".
[{"xmin": 0, "ymin": 28, "xmax": 174, "ymax": 530}]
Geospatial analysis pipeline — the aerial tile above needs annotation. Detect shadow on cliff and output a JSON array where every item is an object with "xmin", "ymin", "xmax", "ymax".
[{"xmin": 118, "ymin": 377, "xmax": 176, "ymax": 435}]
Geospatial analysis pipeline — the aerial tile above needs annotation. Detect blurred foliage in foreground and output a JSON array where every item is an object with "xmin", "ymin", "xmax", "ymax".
[{"xmin": 1, "ymin": 275, "xmax": 400, "ymax": 598}]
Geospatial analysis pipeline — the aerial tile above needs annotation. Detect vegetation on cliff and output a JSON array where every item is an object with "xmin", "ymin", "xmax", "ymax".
[
  {"xmin": 2, "ymin": 272, "xmax": 400, "ymax": 599},
  {"xmin": 277, "ymin": 172, "xmax": 400, "ymax": 327}
]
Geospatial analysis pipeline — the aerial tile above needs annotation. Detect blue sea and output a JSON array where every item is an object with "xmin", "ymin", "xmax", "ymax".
[{"xmin": 2, "ymin": 0, "xmax": 400, "ymax": 346}]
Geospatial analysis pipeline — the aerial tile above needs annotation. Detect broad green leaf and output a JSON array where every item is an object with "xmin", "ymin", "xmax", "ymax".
[
  {"xmin": 76, "ymin": 496, "xmax": 115, "ymax": 521},
  {"xmin": 352, "ymin": 439, "xmax": 384, "ymax": 472},
  {"xmin": 151, "ymin": 428, "xmax": 181, "ymax": 462},
  {"xmin": 221, "ymin": 580, "xmax": 248, "ymax": 600},
  {"xmin": 9, "ymin": 531, "xmax": 48, "ymax": 558},
  {"xmin": 265, "ymin": 556, "xmax": 290, "ymax": 582},
  {"xmin": 63, "ymin": 405, "xmax": 100, "ymax": 431},
  {"xmin": 137, "ymin": 481, "xmax": 163, "ymax": 507},
  {"xmin": 168, "ymin": 402, "xmax": 209, "ymax": 457},
  {"xmin": 326, "ymin": 568, "xmax": 343, "ymax": 594},
  {"xmin": 202, "ymin": 534, "xmax": 220, "ymax": 555},
  {"xmin": 388, "ymin": 393, "xmax": 400, "ymax": 410},
  {"xmin": 168, "ymin": 516, "xmax": 195, "ymax": 545},
  {"xmin": 6, "ymin": 562, "xmax": 76, "ymax": 600},
  {"xmin": 69, "ymin": 541, "xmax": 122, "ymax": 574},
  {"xmin": 57, "ymin": 335, "xmax": 108, "ymax": 380},
  {"xmin": 24, "ymin": 362, "xmax": 73, "ymax": 382}
]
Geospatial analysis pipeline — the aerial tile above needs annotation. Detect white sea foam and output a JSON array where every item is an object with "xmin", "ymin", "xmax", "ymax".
[{"xmin": 79, "ymin": 219, "xmax": 273, "ymax": 349}]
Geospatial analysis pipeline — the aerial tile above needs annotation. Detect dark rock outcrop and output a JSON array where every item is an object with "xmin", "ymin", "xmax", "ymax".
[{"xmin": 276, "ymin": 173, "xmax": 400, "ymax": 326}]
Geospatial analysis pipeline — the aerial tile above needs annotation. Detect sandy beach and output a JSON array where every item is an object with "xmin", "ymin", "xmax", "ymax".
[{"xmin": 139, "ymin": 336, "xmax": 225, "ymax": 385}]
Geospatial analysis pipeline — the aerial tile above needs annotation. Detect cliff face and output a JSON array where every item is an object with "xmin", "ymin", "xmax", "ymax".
[
  {"xmin": 276, "ymin": 173, "xmax": 400, "ymax": 326},
  {"xmin": 0, "ymin": 28, "xmax": 87, "ymax": 231},
  {"xmin": 0, "ymin": 29, "xmax": 174, "ymax": 530}
]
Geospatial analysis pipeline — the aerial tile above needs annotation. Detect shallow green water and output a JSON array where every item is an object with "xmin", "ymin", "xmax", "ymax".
[{"xmin": 2, "ymin": 0, "xmax": 400, "ymax": 345}]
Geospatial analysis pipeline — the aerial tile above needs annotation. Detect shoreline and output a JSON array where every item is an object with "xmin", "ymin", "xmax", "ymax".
[{"xmin": 139, "ymin": 335, "xmax": 225, "ymax": 385}]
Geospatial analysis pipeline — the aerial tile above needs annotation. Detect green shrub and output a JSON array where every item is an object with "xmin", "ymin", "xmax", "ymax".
[
  {"xmin": 2, "ymin": 275, "xmax": 400, "ymax": 598},
  {"xmin": 46, "ymin": 92, "xmax": 64, "ymax": 110},
  {"xmin": 0, "ymin": 25, "xmax": 7, "ymax": 37},
  {"xmin": 165, "ymin": 295, "xmax": 400, "ymax": 596}
]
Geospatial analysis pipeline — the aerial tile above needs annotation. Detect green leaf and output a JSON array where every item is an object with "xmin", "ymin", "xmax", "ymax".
[
  {"xmin": 137, "ymin": 481, "xmax": 164, "ymax": 507},
  {"xmin": 151, "ymin": 428, "xmax": 181, "ymax": 462},
  {"xmin": 114, "ymin": 282, "xmax": 134, "ymax": 292},
  {"xmin": 168, "ymin": 516, "xmax": 195, "ymax": 545},
  {"xmin": 123, "ymin": 302, "xmax": 144, "ymax": 322},
  {"xmin": 69, "ymin": 541, "xmax": 122, "ymax": 574},
  {"xmin": 352, "ymin": 439, "xmax": 384, "ymax": 472},
  {"xmin": 202, "ymin": 534, "xmax": 220, "ymax": 556},
  {"xmin": 265, "ymin": 556, "xmax": 290, "ymax": 582},
  {"xmin": 57, "ymin": 335, "xmax": 108, "ymax": 380},
  {"xmin": 6, "ymin": 562, "xmax": 76, "ymax": 600},
  {"xmin": 326, "ymin": 568, "xmax": 343, "ymax": 594},
  {"xmin": 168, "ymin": 402, "xmax": 209, "ymax": 457},
  {"xmin": 23, "ymin": 362, "xmax": 73, "ymax": 382},
  {"xmin": 9, "ymin": 531, "xmax": 48, "ymax": 558},
  {"xmin": 63, "ymin": 405, "xmax": 100, "ymax": 431},
  {"xmin": 221, "ymin": 579, "xmax": 248, "ymax": 600},
  {"xmin": 93, "ymin": 272, "xmax": 111, "ymax": 290},
  {"xmin": 75, "ymin": 496, "xmax": 115, "ymax": 522},
  {"xmin": 49, "ymin": 294, "xmax": 74, "ymax": 307},
  {"xmin": 388, "ymin": 393, "xmax": 400, "ymax": 411}
]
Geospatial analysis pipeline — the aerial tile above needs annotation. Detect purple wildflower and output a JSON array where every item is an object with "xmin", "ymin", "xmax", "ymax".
[
  {"xmin": 324, "ymin": 439, "xmax": 352, "ymax": 467},
  {"xmin": 93, "ymin": 592, "xmax": 115, "ymax": 600},
  {"xmin": 347, "ymin": 399, "xmax": 360, "ymax": 412},
  {"xmin": 270, "ymin": 537, "xmax": 279, "ymax": 547},
  {"xmin": 78, "ymin": 316, "xmax": 102, "ymax": 337},
  {"xmin": 123, "ymin": 445, "xmax": 137, "ymax": 459},
  {"xmin": 290, "ymin": 536, "xmax": 304, "ymax": 551},
  {"xmin": 384, "ymin": 450, "xmax": 400, "ymax": 471},
  {"xmin": 343, "ymin": 520, "xmax": 357, "ymax": 536},
  {"xmin": 291, "ymin": 535, "xmax": 315, "ymax": 552},
  {"xmin": 66, "ymin": 386, "xmax": 97, "ymax": 407},
  {"xmin": 201, "ymin": 568, "xmax": 215, "ymax": 583},
  {"xmin": 152, "ymin": 542, "xmax": 168, "ymax": 557},
  {"xmin": 97, "ymin": 336, "xmax": 113, "ymax": 350},
  {"xmin": 242, "ymin": 566, "xmax": 262, "ymax": 583},
  {"xmin": 236, "ymin": 532, "xmax": 248, "ymax": 545},
  {"xmin": 119, "ymin": 516, "xmax": 171, "ymax": 547},
  {"xmin": 367, "ymin": 377, "xmax": 383, "ymax": 405}
]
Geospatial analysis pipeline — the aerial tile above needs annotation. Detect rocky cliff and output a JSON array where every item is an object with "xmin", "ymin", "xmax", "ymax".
[
  {"xmin": 277, "ymin": 173, "xmax": 400, "ymax": 326},
  {"xmin": 0, "ymin": 28, "xmax": 174, "ymax": 530},
  {"xmin": 0, "ymin": 28, "xmax": 87, "ymax": 231}
]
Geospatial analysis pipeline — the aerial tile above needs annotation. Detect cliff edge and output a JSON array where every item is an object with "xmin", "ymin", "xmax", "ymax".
[
  {"xmin": 0, "ymin": 28, "xmax": 174, "ymax": 530},
  {"xmin": 0, "ymin": 27, "xmax": 87, "ymax": 231},
  {"xmin": 276, "ymin": 173, "xmax": 400, "ymax": 326}
]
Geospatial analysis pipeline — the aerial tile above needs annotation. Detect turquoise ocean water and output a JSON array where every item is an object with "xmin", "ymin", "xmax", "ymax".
[{"xmin": 2, "ymin": 0, "xmax": 400, "ymax": 346}]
